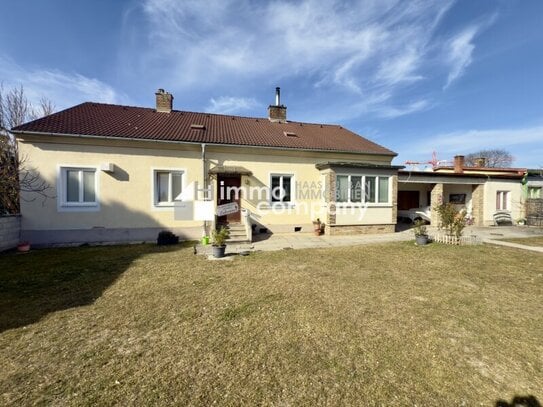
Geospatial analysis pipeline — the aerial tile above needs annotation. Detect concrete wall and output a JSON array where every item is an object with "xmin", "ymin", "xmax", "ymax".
[
  {"xmin": 0, "ymin": 215, "xmax": 21, "ymax": 251},
  {"xmin": 16, "ymin": 134, "xmax": 395, "ymax": 245}
]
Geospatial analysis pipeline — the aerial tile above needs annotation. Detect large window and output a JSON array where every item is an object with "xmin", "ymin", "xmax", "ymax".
[
  {"xmin": 496, "ymin": 190, "xmax": 510, "ymax": 211},
  {"xmin": 60, "ymin": 167, "xmax": 97, "ymax": 207},
  {"xmin": 154, "ymin": 170, "xmax": 183, "ymax": 205},
  {"xmin": 270, "ymin": 174, "xmax": 293, "ymax": 204},
  {"xmin": 336, "ymin": 175, "xmax": 390, "ymax": 204}
]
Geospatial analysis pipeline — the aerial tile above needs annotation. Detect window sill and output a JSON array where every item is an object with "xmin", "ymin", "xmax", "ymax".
[{"xmin": 58, "ymin": 203, "xmax": 100, "ymax": 212}]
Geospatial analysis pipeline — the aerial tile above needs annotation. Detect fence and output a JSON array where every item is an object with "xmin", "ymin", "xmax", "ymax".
[
  {"xmin": 0, "ymin": 214, "xmax": 21, "ymax": 251},
  {"xmin": 525, "ymin": 198, "xmax": 543, "ymax": 227},
  {"xmin": 430, "ymin": 233, "xmax": 482, "ymax": 246}
]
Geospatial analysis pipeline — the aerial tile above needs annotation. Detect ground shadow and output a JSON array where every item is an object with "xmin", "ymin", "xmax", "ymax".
[
  {"xmin": 496, "ymin": 395, "xmax": 541, "ymax": 407},
  {"xmin": 0, "ymin": 198, "xmax": 190, "ymax": 333}
]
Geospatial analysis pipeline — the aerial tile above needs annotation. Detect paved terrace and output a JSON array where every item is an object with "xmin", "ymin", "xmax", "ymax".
[{"xmin": 198, "ymin": 225, "xmax": 543, "ymax": 256}]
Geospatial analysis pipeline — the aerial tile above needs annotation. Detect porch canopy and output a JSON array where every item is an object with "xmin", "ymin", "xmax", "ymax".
[
  {"xmin": 208, "ymin": 165, "xmax": 253, "ymax": 176},
  {"xmin": 315, "ymin": 161, "xmax": 404, "ymax": 171}
]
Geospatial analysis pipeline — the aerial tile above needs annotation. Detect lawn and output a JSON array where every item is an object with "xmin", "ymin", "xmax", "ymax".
[
  {"xmin": 499, "ymin": 236, "xmax": 543, "ymax": 247},
  {"xmin": 1, "ymin": 242, "xmax": 542, "ymax": 406}
]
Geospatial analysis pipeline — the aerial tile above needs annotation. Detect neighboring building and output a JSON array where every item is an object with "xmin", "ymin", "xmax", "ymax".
[
  {"xmin": 12, "ymin": 88, "xmax": 400, "ymax": 246},
  {"xmin": 398, "ymin": 155, "xmax": 526, "ymax": 226},
  {"xmin": 524, "ymin": 168, "xmax": 543, "ymax": 226}
]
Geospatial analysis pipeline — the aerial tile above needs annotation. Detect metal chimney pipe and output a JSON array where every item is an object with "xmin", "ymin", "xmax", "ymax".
[{"xmin": 275, "ymin": 87, "xmax": 280, "ymax": 106}]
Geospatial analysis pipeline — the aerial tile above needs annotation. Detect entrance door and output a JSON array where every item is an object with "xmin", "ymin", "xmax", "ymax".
[
  {"xmin": 217, "ymin": 175, "xmax": 241, "ymax": 224},
  {"xmin": 398, "ymin": 190, "xmax": 420, "ymax": 210}
]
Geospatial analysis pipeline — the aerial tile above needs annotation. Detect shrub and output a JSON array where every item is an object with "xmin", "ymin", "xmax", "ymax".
[
  {"xmin": 212, "ymin": 226, "xmax": 230, "ymax": 246},
  {"xmin": 435, "ymin": 202, "xmax": 467, "ymax": 238},
  {"xmin": 412, "ymin": 219, "xmax": 428, "ymax": 237}
]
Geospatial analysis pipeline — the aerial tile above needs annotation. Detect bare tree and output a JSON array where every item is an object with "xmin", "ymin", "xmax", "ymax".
[
  {"xmin": 0, "ymin": 84, "xmax": 56, "ymax": 214},
  {"xmin": 465, "ymin": 149, "xmax": 514, "ymax": 168}
]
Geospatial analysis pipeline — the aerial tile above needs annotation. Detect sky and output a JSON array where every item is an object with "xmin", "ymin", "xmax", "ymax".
[{"xmin": 0, "ymin": 0, "xmax": 542, "ymax": 168}]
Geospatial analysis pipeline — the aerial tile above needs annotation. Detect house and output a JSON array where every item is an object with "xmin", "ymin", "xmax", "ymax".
[
  {"xmin": 398, "ymin": 155, "xmax": 526, "ymax": 226},
  {"xmin": 12, "ymin": 88, "xmax": 401, "ymax": 246}
]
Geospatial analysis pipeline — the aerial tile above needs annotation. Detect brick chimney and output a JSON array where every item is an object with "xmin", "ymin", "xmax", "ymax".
[
  {"xmin": 155, "ymin": 89, "xmax": 173, "ymax": 113},
  {"xmin": 474, "ymin": 157, "xmax": 486, "ymax": 167},
  {"xmin": 454, "ymin": 155, "xmax": 465, "ymax": 174},
  {"xmin": 268, "ymin": 87, "xmax": 287, "ymax": 123}
]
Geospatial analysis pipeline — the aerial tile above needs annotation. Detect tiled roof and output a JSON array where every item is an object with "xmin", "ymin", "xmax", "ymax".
[{"xmin": 12, "ymin": 102, "xmax": 396, "ymax": 156}]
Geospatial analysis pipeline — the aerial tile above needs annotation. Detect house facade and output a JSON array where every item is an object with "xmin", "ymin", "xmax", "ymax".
[
  {"xmin": 398, "ymin": 155, "xmax": 526, "ymax": 226},
  {"xmin": 13, "ymin": 89, "xmax": 400, "ymax": 246}
]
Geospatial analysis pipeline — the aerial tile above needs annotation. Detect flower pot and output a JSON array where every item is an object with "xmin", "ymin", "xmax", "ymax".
[
  {"xmin": 212, "ymin": 245, "xmax": 226, "ymax": 258},
  {"xmin": 313, "ymin": 222, "xmax": 322, "ymax": 236},
  {"xmin": 415, "ymin": 235, "xmax": 429, "ymax": 246},
  {"xmin": 17, "ymin": 243, "xmax": 30, "ymax": 252},
  {"xmin": 201, "ymin": 236, "xmax": 210, "ymax": 245}
]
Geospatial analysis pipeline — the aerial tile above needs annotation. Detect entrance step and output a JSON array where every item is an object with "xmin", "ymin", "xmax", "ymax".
[{"xmin": 218, "ymin": 223, "xmax": 251, "ymax": 243}]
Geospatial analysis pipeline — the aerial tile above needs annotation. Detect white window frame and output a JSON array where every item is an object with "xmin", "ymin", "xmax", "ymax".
[
  {"xmin": 57, "ymin": 165, "xmax": 100, "ymax": 212},
  {"xmin": 269, "ymin": 173, "xmax": 295, "ymax": 207},
  {"xmin": 151, "ymin": 168, "xmax": 186, "ymax": 208},
  {"xmin": 335, "ymin": 174, "xmax": 391, "ymax": 206},
  {"xmin": 496, "ymin": 190, "xmax": 510, "ymax": 211}
]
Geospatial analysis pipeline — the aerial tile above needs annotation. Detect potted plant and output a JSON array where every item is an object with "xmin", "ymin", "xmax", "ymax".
[
  {"xmin": 312, "ymin": 218, "xmax": 322, "ymax": 236},
  {"xmin": 17, "ymin": 241, "xmax": 31, "ymax": 252},
  {"xmin": 413, "ymin": 220, "xmax": 429, "ymax": 246},
  {"xmin": 211, "ymin": 226, "xmax": 230, "ymax": 258}
]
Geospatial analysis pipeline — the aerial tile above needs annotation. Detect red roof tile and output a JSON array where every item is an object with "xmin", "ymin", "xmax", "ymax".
[{"xmin": 12, "ymin": 102, "xmax": 396, "ymax": 156}]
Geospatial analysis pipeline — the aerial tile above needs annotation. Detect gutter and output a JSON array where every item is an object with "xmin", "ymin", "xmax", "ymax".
[{"xmin": 11, "ymin": 130, "xmax": 398, "ymax": 157}]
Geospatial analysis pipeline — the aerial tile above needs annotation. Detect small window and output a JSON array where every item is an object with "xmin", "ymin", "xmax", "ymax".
[
  {"xmin": 528, "ymin": 187, "xmax": 541, "ymax": 199},
  {"xmin": 270, "ymin": 174, "xmax": 293, "ymax": 203},
  {"xmin": 154, "ymin": 170, "xmax": 184, "ymax": 205},
  {"xmin": 496, "ymin": 191, "xmax": 510, "ymax": 211},
  {"xmin": 60, "ymin": 167, "xmax": 97, "ymax": 206},
  {"xmin": 336, "ymin": 175, "xmax": 349, "ymax": 202},
  {"xmin": 366, "ymin": 176, "xmax": 376, "ymax": 203},
  {"xmin": 378, "ymin": 177, "xmax": 389, "ymax": 203}
]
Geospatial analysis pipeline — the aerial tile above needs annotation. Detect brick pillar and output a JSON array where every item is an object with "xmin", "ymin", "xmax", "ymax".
[
  {"xmin": 430, "ymin": 183, "xmax": 444, "ymax": 225},
  {"xmin": 471, "ymin": 184, "xmax": 484, "ymax": 226},
  {"xmin": 323, "ymin": 169, "xmax": 336, "ymax": 235},
  {"xmin": 391, "ymin": 174, "xmax": 398, "ymax": 224}
]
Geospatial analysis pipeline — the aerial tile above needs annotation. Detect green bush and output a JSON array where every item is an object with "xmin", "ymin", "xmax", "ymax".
[
  {"xmin": 212, "ymin": 226, "xmax": 230, "ymax": 246},
  {"xmin": 435, "ymin": 202, "xmax": 467, "ymax": 238}
]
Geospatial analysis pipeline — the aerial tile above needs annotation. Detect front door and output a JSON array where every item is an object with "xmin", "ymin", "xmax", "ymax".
[
  {"xmin": 398, "ymin": 190, "xmax": 420, "ymax": 210},
  {"xmin": 217, "ymin": 175, "xmax": 241, "ymax": 224}
]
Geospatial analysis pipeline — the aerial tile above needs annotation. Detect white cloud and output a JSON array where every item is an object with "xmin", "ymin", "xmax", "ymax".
[
  {"xmin": 125, "ymin": 0, "xmax": 459, "ymax": 120},
  {"xmin": 443, "ymin": 14, "xmax": 498, "ymax": 88},
  {"xmin": 443, "ymin": 26, "xmax": 478, "ymax": 88},
  {"xmin": 397, "ymin": 125, "xmax": 543, "ymax": 168},
  {"xmin": 0, "ymin": 54, "xmax": 128, "ymax": 110},
  {"xmin": 423, "ymin": 126, "xmax": 543, "ymax": 153},
  {"xmin": 206, "ymin": 96, "xmax": 259, "ymax": 114},
  {"xmin": 374, "ymin": 100, "xmax": 431, "ymax": 119}
]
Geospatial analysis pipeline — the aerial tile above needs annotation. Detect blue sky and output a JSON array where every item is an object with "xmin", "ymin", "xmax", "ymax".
[{"xmin": 1, "ymin": 0, "xmax": 542, "ymax": 168}]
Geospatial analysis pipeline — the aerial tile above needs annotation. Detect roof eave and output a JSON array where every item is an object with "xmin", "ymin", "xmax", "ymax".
[{"xmin": 12, "ymin": 130, "xmax": 398, "ymax": 157}]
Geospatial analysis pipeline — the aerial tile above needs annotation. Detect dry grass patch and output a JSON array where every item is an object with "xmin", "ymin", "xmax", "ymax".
[{"xmin": 1, "ymin": 242, "xmax": 542, "ymax": 405}]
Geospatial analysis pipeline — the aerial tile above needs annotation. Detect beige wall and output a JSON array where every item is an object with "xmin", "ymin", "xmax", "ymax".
[
  {"xmin": 483, "ymin": 179, "xmax": 523, "ymax": 225},
  {"xmin": 17, "ymin": 134, "xmax": 395, "ymax": 241}
]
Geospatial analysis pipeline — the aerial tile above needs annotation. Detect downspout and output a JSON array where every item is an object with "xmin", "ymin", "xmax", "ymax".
[{"xmin": 202, "ymin": 143, "xmax": 208, "ymax": 237}]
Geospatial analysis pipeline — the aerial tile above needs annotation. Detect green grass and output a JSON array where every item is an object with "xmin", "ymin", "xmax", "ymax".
[
  {"xmin": 499, "ymin": 236, "xmax": 543, "ymax": 247},
  {"xmin": 1, "ymin": 242, "xmax": 542, "ymax": 406}
]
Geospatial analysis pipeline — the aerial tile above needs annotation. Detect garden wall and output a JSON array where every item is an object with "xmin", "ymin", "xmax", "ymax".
[{"xmin": 0, "ymin": 215, "xmax": 21, "ymax": 251}]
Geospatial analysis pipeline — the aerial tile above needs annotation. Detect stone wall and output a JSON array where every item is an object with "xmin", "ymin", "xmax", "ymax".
[
  {"xmin": 471, "ymin": 184, "xmax": 485, "ymax": 226},
  {"xmin": 0, "ymin": 215, "xmax": 21, "ymax": 252},
  {"xmin": 430, "ymin": 183, "xmax": 444, "ymax": 225},
  {"xmin": 328, "ymin": 224, "xmax": 395, "ymax": 236}
]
